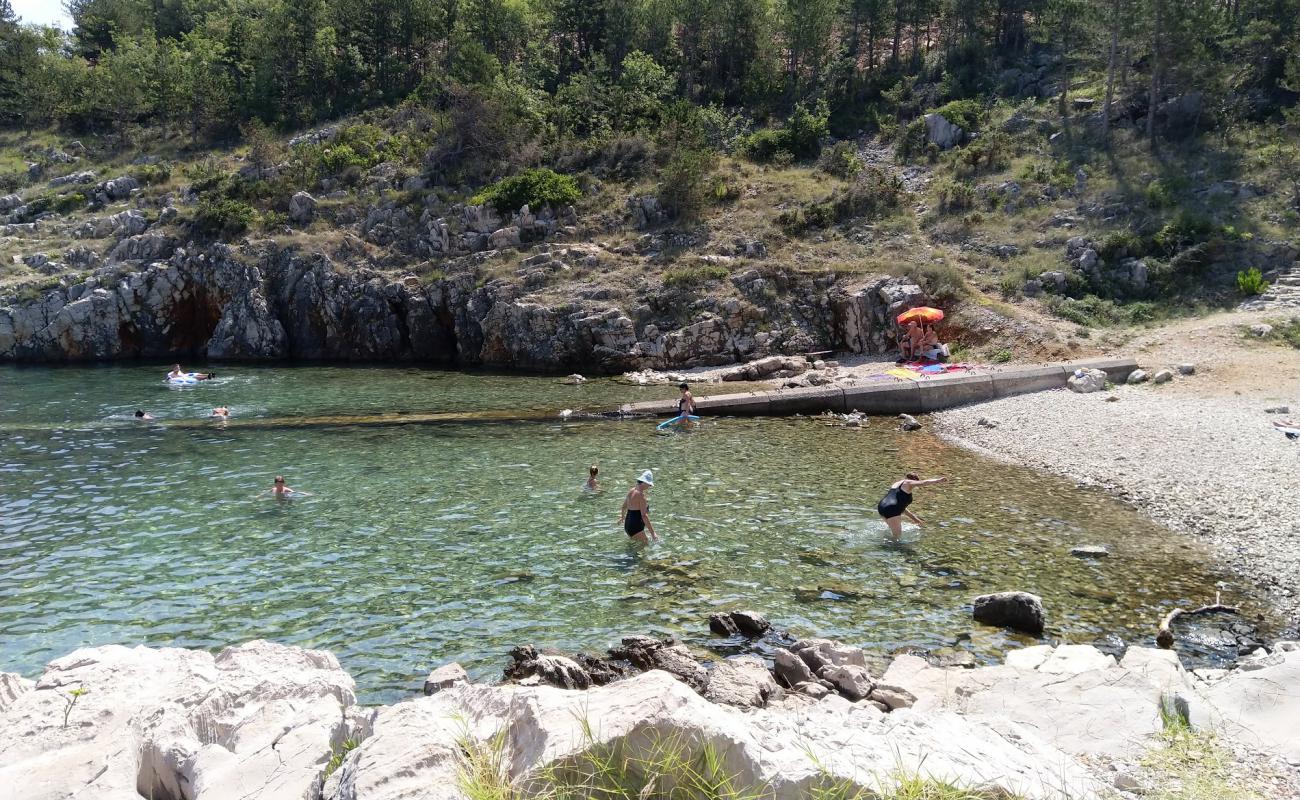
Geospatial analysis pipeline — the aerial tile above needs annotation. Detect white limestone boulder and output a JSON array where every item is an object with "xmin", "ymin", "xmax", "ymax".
[
  {"xmin": 1190, "ymin": 648, "xmax": 1300, "ymax": 766},
  {"xmin": 883, "ymin": 645, "xmax": 1194, "ymax": 759},
  {"xmin": 322, "ymin": 669, "xmax": 1102, "ymax": 800},
  {"xmin": 0, "ymin": 640, "xmax": 357, "ymax": 800}
]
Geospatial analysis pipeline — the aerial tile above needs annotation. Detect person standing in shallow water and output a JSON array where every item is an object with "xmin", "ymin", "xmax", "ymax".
[
  {"xmin": 620, "ymin": 470, "xmax": 658, "ymax": 545},
  {"xmin": 877, "ymin": 472, "xmax": 946, "ymax": 541}
]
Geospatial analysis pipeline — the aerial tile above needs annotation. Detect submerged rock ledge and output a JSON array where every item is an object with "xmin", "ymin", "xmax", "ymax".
[{"xmin": 2, "ymin": 636, "xmax": 1297, "ymax": 799}]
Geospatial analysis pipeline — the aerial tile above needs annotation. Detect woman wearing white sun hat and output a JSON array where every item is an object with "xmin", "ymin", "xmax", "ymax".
[{"xmin": 619, "ymin": 469, "xmax": 658, "ymax": 545}]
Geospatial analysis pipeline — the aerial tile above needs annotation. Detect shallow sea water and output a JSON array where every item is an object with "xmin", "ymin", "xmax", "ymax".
[{"xmin": 0, "ymin": 364, "xmax": 1271, "ymax": 702}]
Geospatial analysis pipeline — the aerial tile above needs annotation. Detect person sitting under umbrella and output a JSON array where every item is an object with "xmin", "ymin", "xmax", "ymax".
[{"xmin": 898, "ymin": 320, "xmax": 924, "ymax": 360}]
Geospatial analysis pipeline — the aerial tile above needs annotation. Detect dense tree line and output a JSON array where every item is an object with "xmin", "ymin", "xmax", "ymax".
[{"xmin": 0, "ymin": 0, "xmax": 1297, "ymax": 145}]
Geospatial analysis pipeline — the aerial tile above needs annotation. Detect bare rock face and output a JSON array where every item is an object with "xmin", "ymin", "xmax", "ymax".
[
  {"xmin": 321, "ymin": 669, "xmax": 1103, "ymax": 800},
  {"xmin": 831, "ymin": 276, "xmax": 929, "ymax": 355},
  {"xmin": 924, "ymin": 113, "xmax": 965, "ymax": 149},
  {"xmin": 609, "ymin": 636, "xmax": 709, "ymax": 692},
  {"xmin": 0, "ymin": 640, "xmax": 357, "ymax": 800},
  {"xmin": 973, "ymin": 591, "xmax": 1046, "ymax": 635},
  {"xmin": 289, "ymin": 191, "xmax": 318, "ymax": 224}
]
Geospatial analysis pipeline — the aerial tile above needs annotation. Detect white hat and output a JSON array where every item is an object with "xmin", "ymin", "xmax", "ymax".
[{"xmin": 638, "ymin": 469, "xmax": 654, "ymax": 486}]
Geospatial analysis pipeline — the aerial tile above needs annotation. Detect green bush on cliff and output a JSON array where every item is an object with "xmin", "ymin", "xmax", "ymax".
[
  {"xmin": 194, "ymin": 198, "xmax": 256, "ymax": 237},
  {"xmin": 471, "ymin": 168, "xmax": 582, "ymax": 214},
  {"xmin": 930, "ymin": 99, "xmax": 985, "ymax": 132}
]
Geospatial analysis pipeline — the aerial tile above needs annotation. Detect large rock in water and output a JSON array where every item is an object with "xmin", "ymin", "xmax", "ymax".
[
  {"xmin": 320, "ymin": 669, "xmax": 1103, "ymax": 800},
  {"xmin": 973, "ymin": 591, "xmax": 1046, "ymax": 634},
  {"xmin": 0, "ymin": 640, "xmax": 359, "ymax": 800}
]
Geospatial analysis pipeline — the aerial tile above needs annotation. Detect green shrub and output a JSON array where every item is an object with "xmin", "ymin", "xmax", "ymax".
[
  {"xmin": 471, "ymin": 168, "xmax": 582, "ymax": 214},
  {"xmin": 991, "ymin": 348, "xmax": 1013, "ymax": 363},
  {"xmin": 740, "ymin": 128, "xmax": 785, "ymax": 162},
  {"xmin": 952, "ymin": 132, "xmax": 1011, "ymax": 177},
  {"xmin": 1046, "ymin": 294, "xmax": 1159, "ymax": 326},
  {"xmin": 194, "ymin": 198, "xmax": 256, "ymax": 237},
  {"xmin": 818, "ymin": 141, "xmax": 864, "ymax": 178},
  {"xmin": 896, "ymin": 118, "xmax": 928, "ymax": 162},
  {"xmin": 657, "ymin": 148, "xmax": 718, "ymax": 220},
  {"xmin": 893, "ymin": 261, "xmax": 970, "ymax": 304},
  {"xmin": 133, "ymin": 163, "xmax": 172, "ymax": 186},
  {"xmin": 183, "ymin": 158, "xmax": 228, "ymax": 194},
  {"xmin": 1099, "ymin": 230, "xmax": 1145, "ymax": 261},
  {"xmin": 53, "ymin": 192, "xmax": 86, "ymax": 214},
  {"xmin": 935, "ymin": 178, "xmax": 975, "ymax": 212},
  {"xmin": 663, "ymin": 264, "xmax": 730, "ymax": 288},
  {"xmin": 740, "ymin": 101, "xmax": 829, "ymax": 162},
  {"xmin": 1237, "ymin": 267, "xmax": 1269, "ymax": 295},
  {"xmin": 1149, "ymin": 176, "xmax": 1190, "ymax": 209},
  {"xmin": 1153, "ymin": 211, "xmax": 1215, "ymax": 255},
  {"xmin": 782, "ymin": 100, "xmax": 830, "ymax": 159},
  {"xmin": 930, "ymin": 99, "xmax": 985, "ymax": 132}
]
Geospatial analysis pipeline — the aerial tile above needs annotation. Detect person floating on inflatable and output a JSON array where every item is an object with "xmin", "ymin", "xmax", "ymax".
[
  {"xmin": 877, "ymin": 472, "xmax": 947, "ymax": 542},
  {"xmin": 166, "ymin": 364, "xmax": 214, "ymax": 383}
]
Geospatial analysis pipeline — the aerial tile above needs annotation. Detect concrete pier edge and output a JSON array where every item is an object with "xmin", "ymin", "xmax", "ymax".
[{"xmin": 618, "ymin": 357, "xmax": 1137, "ymax": 417}]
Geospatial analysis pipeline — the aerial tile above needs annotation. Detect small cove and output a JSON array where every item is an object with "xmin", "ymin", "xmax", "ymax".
[{"xmin": 0, "ymin": 363, "xmax": 1276, "ymax": 703}]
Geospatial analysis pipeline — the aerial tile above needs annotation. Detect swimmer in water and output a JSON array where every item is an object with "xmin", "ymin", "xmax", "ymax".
[
  {"xmin": 877, "ymin": 472, "xmax": 947, "ymax": 541},
  {"xmin": 585, "ymin": 465, "xmax": 601, "ymax": 491},
  {"xmin": 619, "ymin": 470, "xmax": 657, "ymax": 545},
  {"xmin": 134, "ymin": 410, "xmax": 155, "ymax": 420},
  {"xmin": 211, "ymin": 406, "xmax": 230, "ymax": 418},
  {"xmin": 270, "ymin": 475, "xmax": 310, "ymax": 497}
]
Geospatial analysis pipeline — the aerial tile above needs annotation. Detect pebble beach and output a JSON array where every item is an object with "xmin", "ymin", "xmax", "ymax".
[{"xmin": 936, "ymin": 385, "xmax": 1300, "ymax": 622}]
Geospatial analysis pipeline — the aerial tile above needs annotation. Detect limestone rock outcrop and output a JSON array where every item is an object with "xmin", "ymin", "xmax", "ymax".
[
  {"xmin": 321, "ymin": 669, "xmax": 1102, "ymax": 800},
  {"xmin": 1, "ymin": 244, "xmax": 930, "ymax": 372},
  {"xmin": 0, "ymin": 640, "xmax": 358, "ymax": 800}
]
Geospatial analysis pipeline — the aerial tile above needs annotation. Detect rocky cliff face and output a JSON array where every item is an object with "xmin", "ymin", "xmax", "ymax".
[{"xmin": 0, "ymin": 242, "xmax": 928, "ymax": 372}]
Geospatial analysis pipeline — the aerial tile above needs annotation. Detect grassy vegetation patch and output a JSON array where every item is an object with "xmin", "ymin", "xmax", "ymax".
[
  {"xmin": 1141, "ymin": 720, "xmax": 1259, "ymax": 800},
  {"xmin": 663, "ymin": 264, "xmax": 730, "ymax": 288},
  {"xmin": 455, "ymin": 725, "xmax": 1023, "ymax": 800}
]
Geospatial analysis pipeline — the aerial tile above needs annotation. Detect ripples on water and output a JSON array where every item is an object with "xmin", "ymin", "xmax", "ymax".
[{"xmin": 0, "ymin": 364, "xmax": 1267, "ymax": 702}]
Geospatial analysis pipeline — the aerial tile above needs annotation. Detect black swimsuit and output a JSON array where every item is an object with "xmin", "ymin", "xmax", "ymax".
[
  {"xmin": 877, "ymin": 485, "xmax": 913, "ymax": 519},
  {"xmin": 625, "ymin": 505, "xmax": 647, "ymax": 535}
]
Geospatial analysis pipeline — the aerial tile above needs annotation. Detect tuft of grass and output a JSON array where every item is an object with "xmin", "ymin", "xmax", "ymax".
[
  {"xmin": 663, "ymin": 265, "xmax": 730, "ymax": 288},
  {"xmin": 323, "ymin": 737, "xmax": 361, "ymax": 781},
  {"xmin": 1141, "ymin": 723, "xmax": 1259, "ymax": 800}
]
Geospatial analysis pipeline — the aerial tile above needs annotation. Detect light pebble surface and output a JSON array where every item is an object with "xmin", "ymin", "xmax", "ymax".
[{"xmin": 935, "ymin": 386, "xmax": 1300, "ymax": 620}]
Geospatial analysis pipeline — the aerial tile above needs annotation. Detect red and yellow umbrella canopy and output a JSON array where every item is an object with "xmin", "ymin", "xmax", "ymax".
[{"xmin": 896, "ymin": 306, "xmax": 944, "ymax": 325}]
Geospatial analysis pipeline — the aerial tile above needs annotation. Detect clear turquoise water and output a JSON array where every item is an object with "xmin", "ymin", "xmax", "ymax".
[{"xmin": 0, "ymin": 364, "xmax": 1269, "ymax": 702}]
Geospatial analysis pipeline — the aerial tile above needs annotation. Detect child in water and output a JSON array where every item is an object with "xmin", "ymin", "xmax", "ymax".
[{"xmin": 585, "ymin": 465, "xmax": 601, "ymax": 491}]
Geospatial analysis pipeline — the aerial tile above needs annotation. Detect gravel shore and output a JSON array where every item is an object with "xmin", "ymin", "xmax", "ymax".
[{"xmin": 935, "ymin": 385, "xmax": 1300, "ymax": 622}]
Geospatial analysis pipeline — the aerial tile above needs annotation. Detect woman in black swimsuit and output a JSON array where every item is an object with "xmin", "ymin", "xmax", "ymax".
[
  {"xmin": 878, "ymin": 472, "xmax": 946, "ymax": 541},
  {"xmin": 620, "ymin": 470, "xmax": 658, "ymax": 545}
]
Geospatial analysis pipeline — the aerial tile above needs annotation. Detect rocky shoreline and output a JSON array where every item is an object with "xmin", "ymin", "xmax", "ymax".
[{"xmin": 4, "ymin": 606, "xmax": 1299, "ymax": 799}]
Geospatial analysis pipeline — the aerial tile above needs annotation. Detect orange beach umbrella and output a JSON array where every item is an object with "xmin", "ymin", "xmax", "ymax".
[{"xmin": 896, "ymin": 306, "xmax": 944, "ymax": 325}]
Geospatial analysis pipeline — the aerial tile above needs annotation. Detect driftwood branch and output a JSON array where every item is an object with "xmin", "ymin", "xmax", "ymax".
[{"xmin": 1156, "ymin": 592, "xmax": 1238, "ymax": 649}]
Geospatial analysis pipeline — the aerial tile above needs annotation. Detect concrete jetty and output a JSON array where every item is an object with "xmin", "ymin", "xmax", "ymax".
[{"xmin": 619, "ymin": 357, "xmax": 1137, "ymax": 417}]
